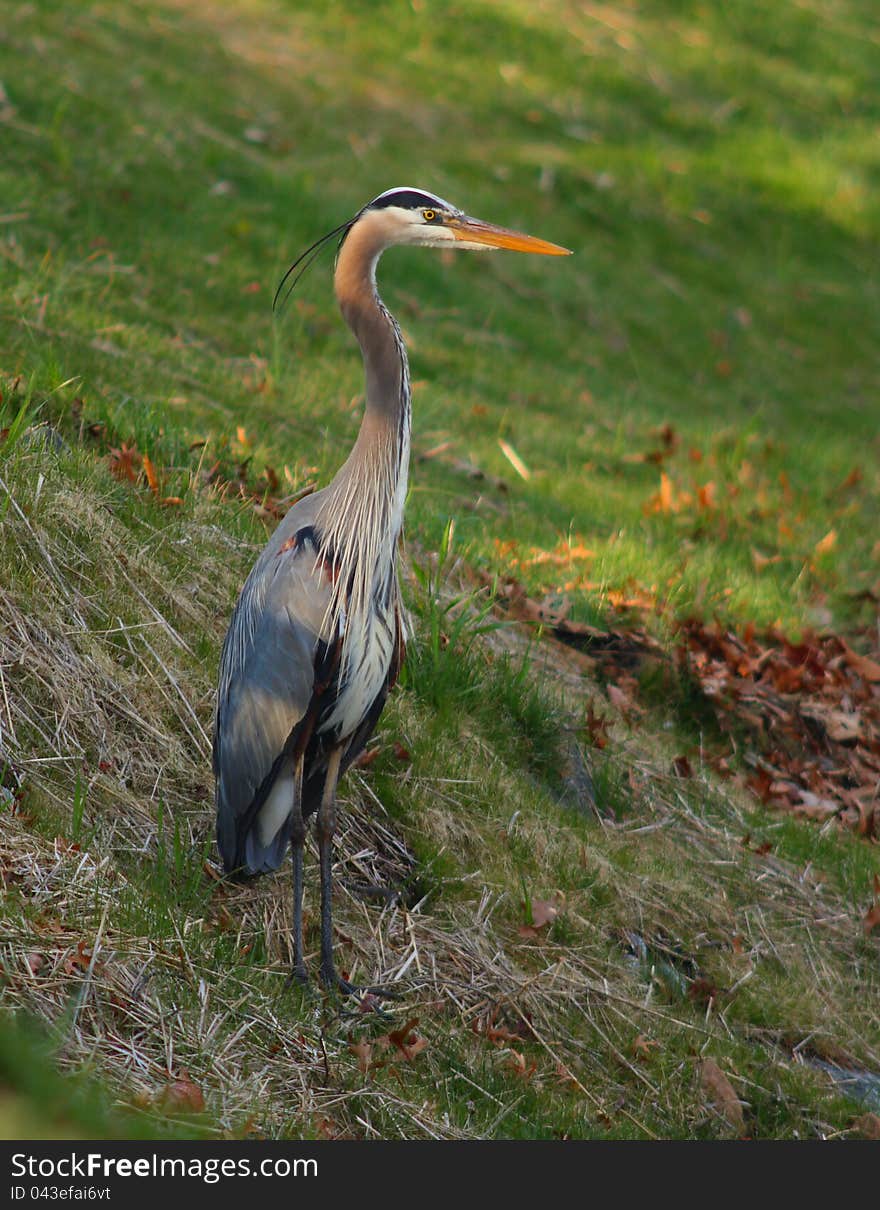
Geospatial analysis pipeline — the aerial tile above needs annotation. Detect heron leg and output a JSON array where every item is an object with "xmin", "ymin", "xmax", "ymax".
[
  {"xmin": 288, "ymin": 753, "xmax": 308, "ymax": 987},
  {"xmin": 316, "ymin": 747, "xmax": 400, "ymax": 1002},
  {"xmin": 316, "ymin": 745, "xmax": 345, "ymax": 991}
]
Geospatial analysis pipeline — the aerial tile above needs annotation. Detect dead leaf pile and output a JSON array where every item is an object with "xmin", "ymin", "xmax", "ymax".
[
  {"xmin": 677, "ymin": 620, "xmax": 880, "ymax": 836},
  {"xmin": 489, "ymin": 574, "xmax": 662, "ymax": 665}
]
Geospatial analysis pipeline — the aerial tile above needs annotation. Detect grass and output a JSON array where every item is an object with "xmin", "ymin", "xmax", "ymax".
[{"xmin": 0, "ymin": 0, "xmax": 878, "ymax": 1140}]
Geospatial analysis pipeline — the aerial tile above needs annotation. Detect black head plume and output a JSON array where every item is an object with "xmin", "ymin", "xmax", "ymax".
[
  {"xmin": 366, "ymin": 186, "xmax": 454, "ymax": 212},
  {"xmin": 273, "ymin": 215, "xmax": 356, "ymax": 313}
]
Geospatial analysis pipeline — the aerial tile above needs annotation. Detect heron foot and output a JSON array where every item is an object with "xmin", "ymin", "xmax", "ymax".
[
  {"xmin": 284, "ymin": 963, "xmax": 312, "ymax": 993},
  {"xmin": 319, "ymin": 965, "xmax": 400, "ymax": 1002}
]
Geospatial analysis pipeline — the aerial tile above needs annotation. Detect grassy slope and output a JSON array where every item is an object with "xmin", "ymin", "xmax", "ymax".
[{"xmin": 1, "ymin": 0, "xmax": 879, "ymax": 1139}]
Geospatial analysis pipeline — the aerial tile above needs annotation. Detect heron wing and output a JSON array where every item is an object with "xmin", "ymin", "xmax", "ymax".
[{"xmin": 214, "ymin": 501, "xmax": 333, "ymax": 875}]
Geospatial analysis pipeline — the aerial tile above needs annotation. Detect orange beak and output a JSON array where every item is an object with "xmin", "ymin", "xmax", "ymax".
[{"xmin": 448, "ymin": 215, "xmax": 571, "ymax": 256}]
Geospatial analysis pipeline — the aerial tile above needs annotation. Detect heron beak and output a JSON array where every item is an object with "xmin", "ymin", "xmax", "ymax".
[{"xmin": 447, "ymin": 216, "xmax": 571, "ymax": 255}]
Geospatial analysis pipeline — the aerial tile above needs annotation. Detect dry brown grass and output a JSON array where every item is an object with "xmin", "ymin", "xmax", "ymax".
[{"xmin": 1, "ymin": 442, "xmax": 879, "ymax": 1139}]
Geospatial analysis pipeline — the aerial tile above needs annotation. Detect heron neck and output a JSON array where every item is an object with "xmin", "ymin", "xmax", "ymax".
[
  {"xmin": 334, "ymin": 223, "xmax": 412, "ymax": 431},
  {"xmin": 317, "ymin": 231, "xmax": 411, "ymax": 563}
]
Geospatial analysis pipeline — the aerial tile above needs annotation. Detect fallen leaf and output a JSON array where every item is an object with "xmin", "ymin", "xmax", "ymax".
[
  {"xmin": 383, "ymin": 1018, "xmax": 427, "ymax": 1061},
  {"xmin": 631, "ymin": 1034, "xmax": 659, "ymax": 1062},
  {"xmin": 796, "ymin": 790, "xmax": 840, "ymax": 822},
  {"xmin": 348, "ymin": 1038, "xmax": 373, "ymax": 1073},
  {"xmin": 352, "ymin": 746, "xmax": 381, "ymax": 769},
  {"xmin": 555, "ymin": 1062, "xmax": 580, "ymax": 1089},
  {"xmin": 852, "ymin": 1113, "xmax": 880, "ymax": 1140},
  {"xmin": 688, "ymin": 978, "xmax": 719, "ymax": 1007},
  {"xmin": 837, "ymin": 466, "xmax": 862, "ymax": 493},
  {"xmin": 824, "ymin": 711, "xmax": 862, "ymax": 744},
  {"xmin": 505, "ymin": 1050, "xmax": 537, "ymax": 1081},
  {"xmin": 842, "ymin": 643, "xmax": 880, "ymax": 683},
  {"xmin": 814, "ymin": 529, "xmax": 837, "ymax": 556},
  {"xmin": 472, "ymin": 1010, "xmax": 533, "ymax": 1046},
  {"xmin": 160, "ymin": 1072, "xmax": 205, "ymax": 1113},
  {"xmin": 529, "ymin": 897, "xmax": 560, "ymax": 928},
  {"xmin": 751, "ymin": 547, "xmax": 781, "ymax": 572},
  {"xmin": 865, "ymin": 876, "xmax": 880, "ymax": 935},
  {"xmin": 672, "ymin": 754, "xmax": 693, "ymax": 779},
  {"xmin": 107, "ymin": 443, "xmax": 141, "ymax": 483},
  {"xmin": 64, "ymin": 939, "xmax": 93, "ymax": 974},
  {"xmin": 142, "ymin": 453, "xmax": 159, "ymax": 496},
  {"xmin": 584, "ymin": 702, "xmax": 610, "ymax": 749},
  {"xmin": 659, "ymin": 470, "xmax": 673, "ymax": 513},
  {"xmin": 700, "ymin": 1058, "xmax": 745, "ymax": 1132},
  {"xmin": 697, "ymin": 481, "xmax": 716, "ymax": 510}
]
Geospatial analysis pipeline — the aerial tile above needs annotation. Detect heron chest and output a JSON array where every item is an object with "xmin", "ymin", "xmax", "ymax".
[{"xmin": 317, "ymin": 597, "xmax": 397, "ymax": 738}]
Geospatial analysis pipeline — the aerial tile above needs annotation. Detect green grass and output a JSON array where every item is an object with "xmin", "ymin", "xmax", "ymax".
[
  {"xmin": 1, "ymin": 0, "xmax": 878, "ymax": 1140},
  {"xmin": 3, "ymin": 0, "xmax": 879, "ymax": 633}
]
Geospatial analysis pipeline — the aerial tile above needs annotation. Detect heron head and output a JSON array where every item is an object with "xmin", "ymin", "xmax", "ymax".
[
  {"xmin": 360, "ymin": 186, "xmax": 572, "ymax": 255},
  {"xmin": 274, "ymin": 186, "xmax": 570, "ymax": 311}
]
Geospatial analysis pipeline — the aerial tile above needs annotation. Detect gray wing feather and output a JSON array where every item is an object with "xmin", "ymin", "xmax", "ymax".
[{"xmin": 214, "ymin": 494, "xmax": 331, "ymax": 873}]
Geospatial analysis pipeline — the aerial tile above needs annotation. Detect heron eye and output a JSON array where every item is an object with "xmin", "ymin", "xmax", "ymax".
[{"xmin": 422, "ymin": 209, "xmax": 436, "ymax": 222}]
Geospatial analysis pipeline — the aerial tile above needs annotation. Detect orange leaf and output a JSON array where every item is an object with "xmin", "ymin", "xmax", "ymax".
[
  {"xmin": 659, "ymin": 470, "xmax": 673, "ymax": 513},
  {"xmin": 107, "ymin": 443, "xmax": 141, "ymax": 483},
  {"xmin": 142, "ymin": 454, "xmax": 159, "ymax": 496},
  {"xmin": 814, "ymin": 529, "xmax": 837, "ymax": 556},
  {"xmin": 352, "ymin": 746, "xmax": 381, "ymax": 769},
  {"xmin": 838, "ymin": 466, "xmax": 862, "ymax": 492},
  {"xmin": 631, "ymin": 1034, "xmax": 659, "ymax": 1062},
  {"xmin": 697, "ymin": 481, "xmax": 716, "ymax": 510}
]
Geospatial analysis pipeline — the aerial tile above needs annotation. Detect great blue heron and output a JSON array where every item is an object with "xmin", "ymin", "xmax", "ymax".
[{"xmin": 214, "ymin": 186, "xmax": 569, "ymax": 994}]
